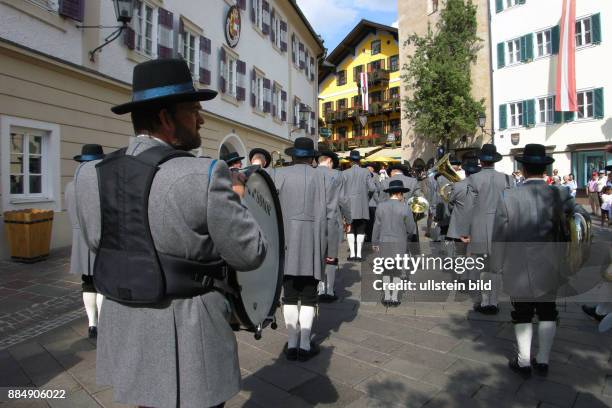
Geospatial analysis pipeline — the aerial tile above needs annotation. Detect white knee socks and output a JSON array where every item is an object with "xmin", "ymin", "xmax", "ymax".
[
  {"xmin": 326, "ymin": 265, "xmax": 336, "ymax": 295},
  {"xmin": 347, "ymin": 234, "xmax": 356, "ymax": 258},
  {"xmin": 356, "ymin": 234, "xmax": 365, "ymax": 258},
  {"xmin": 283, "ymin": 304, "xmax": 300, "ymax": 349},
  {"xmin": 299, "ymin": 306, "xmax": 316, "ymax": 351},
  {"xmin": 83, "ymin": 292, "xmax": 98, "ymax": 327},
  {"xmin": 536, "ymin": 321, "xmax": 557, "ymax": 364},
  {"xmin": 391, "ymin": 277, "xmax": 401, "ymax": 301},
  {"xmin": 514, "ymin": 323, "xmax": 533, "ymax": 367},
  {"xmin": 383, "ymin": 276, "xmax": 391, "ymax": 301}
]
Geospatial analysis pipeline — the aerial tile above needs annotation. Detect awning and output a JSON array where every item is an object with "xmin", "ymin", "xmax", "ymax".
[
  {"xmin": 337, "ymin": 146, "xmax": 383, "ymax": 159},
  {"xmin": 366, "ymin": 147, "xmax": 403, "ymax": 160}
]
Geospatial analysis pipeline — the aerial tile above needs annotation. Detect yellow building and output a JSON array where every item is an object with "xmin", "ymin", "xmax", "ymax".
[{"xmin": 318, "ymin": 20, "xmax": 401, "ymax": 160}]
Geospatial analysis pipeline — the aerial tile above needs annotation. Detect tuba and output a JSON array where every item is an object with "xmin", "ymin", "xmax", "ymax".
[
  {"xmin": 270, "ymin": 151, "xmax": 283, "ymax": 168},
  {"xmin": 567, "ymin": 212, "xmax": 593, "ymax": 274},
  {"xmin": 433, "ymin": 153, "xmax": 462, "ymax": 202}
]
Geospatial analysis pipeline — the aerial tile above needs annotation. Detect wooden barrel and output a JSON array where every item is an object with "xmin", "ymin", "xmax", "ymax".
[{"xmin": 3, "ymin": 209, "xmax": 54, "ymax": 263}]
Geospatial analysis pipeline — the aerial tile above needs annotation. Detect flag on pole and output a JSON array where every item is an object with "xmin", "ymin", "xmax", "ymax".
[
  {"xmin": 556, "ymin": 0, "xmax": 577, "ymax": 112},
  {"xmin": 360, "ymin": 72, "xmax": 369, "ymax": 111}
]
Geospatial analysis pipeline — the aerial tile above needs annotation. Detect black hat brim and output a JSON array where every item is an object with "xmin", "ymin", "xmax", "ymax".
[
  {"xmin": 516, "ymin": 156, "xmax": 555, "ymax": 165},
  {"xmin": 111, "ymin": 89, "xmax": 218, "ymax": 115},
  {"xmin": 73, "ymin": 154, "xmax": 105, "ymax": 162},
  {"xmin": 249, "ymin": 148, "xmax": 272, "ymax": 168},
  {"xmin": 284, "ymin": 147, "xmax": 319, "ymax": 158},
  {"xmin": 478, "ymin": 152, "xmax": 503, "ymax": 162},
  {"xmin": 384, "ymin": 187, "xmax": 411, "ymax": 194},
  {"xmin": 225, "ymin": 156, "xmax": 245, "ymax": 166},
  {"xmin": 388, "ymin": 165, "xmax": 410, "ymax": 176},
  {"xmin": 463, "ymin": 165, "xmax": 481, "ymax": 174}
]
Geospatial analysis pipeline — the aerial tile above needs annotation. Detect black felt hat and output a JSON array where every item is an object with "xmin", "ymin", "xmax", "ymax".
[
  {"xmin": 319, "ymin": 150, "xmax": 340, "ymax": 169},
  {"xmin": 478, "ymin": 144, "xmax": 502, "ymax": 162},
  {"xmin": 516, "ymin": 144, "xmax": 554, "ymax": 165},
  {"xmin": 285, "ymin": 137, "xmax": 318, "ymax": 158},
  {"xmin": 387, "ymin": 164, "xmax": 411, "ymax": 177},
  {"xmin": 449, "ymin": 155, "xmax": 461, "ymax": 165},
  {"xmin": 249, "ymin": 148, "xmax": 272, "ymax": 168},
  {"xmin": 461, "ymin": 156, "xmax": 481, "ymax": 175},
  {"xmin": 73, "ymin": 144, "xmax": 105, "ymax": 162},
  {"xmin": 349, "ymin": 150, "xmax": 361, "ymax": 161},
  {"xmin": 222, "ymin": 152, "xmax": 244, "ymax": 166},
  {"xmin": 412, "ymin": 158, "xmax": 426, "ymax": 170},
  {"xmin": 111, "ymin": 59, "xmax": 217, "ymax": 115},
  {"xmin": 384, "ymin": 179, "xmax": 411, "ymax": 194}
]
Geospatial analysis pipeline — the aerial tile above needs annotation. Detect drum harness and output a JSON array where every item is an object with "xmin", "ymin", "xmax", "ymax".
[{"xmin": 93, "ymin": 145, "xmax": 231, "ymax": 304}]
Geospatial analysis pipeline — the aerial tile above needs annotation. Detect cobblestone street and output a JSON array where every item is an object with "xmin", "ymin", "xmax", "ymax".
[{"xmin": 1, "ymin": 222, "xmax": 611, "ymax": 408}]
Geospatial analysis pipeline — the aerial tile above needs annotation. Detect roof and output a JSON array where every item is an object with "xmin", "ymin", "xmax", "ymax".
[
  {"xmin": 288, "ymin": 0, "xmax": 325, "ymax": 54},
  {"xmin": 318, "ymin": 19, "xmax": 399, "ymax": 83}
]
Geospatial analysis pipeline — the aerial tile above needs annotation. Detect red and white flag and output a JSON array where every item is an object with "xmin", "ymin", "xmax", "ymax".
[
  {"xmin": 360, "ymin": 72, "xmax": 369, "ymax": 111},
  {"xmin": 556, "ymin": 0, "xmax": 577, "ymax": 112}
]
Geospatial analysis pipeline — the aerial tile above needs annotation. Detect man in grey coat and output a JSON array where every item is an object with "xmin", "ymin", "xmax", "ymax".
[
  {"xmin": 271, "ymin": 137, "xmax": 327, "ymax": 361},
  {"xmin": 316, "ymin": 151, "xmax": 351, "ymax": 301},
  {"xmin": 65, "ymin": 144, "xmax": 105, "ymax": 339},
  {"xmin": 378, "ymin": 164, "xmax": 421, "ymax": 202},
  {"xmin": 467, "ymin": 144, "xmax": 514, "ymax": 315},
  {"xmin": 365, "ymin": 162, "xmax": 381, "ymax": 243},
  {"xmin": 343, "ymin": 150, "xmax": 377, "ymax": 261},
  {"xmin": 447, "ymin": 155, "xmax": 480, "ymax": 242},
  {"xmin": 75, "ymin": 59, "xmax": 267, "ymax": 408},
  {"xmin": 491, "ymin": 144, "xmax": 588, "ymax": 377}
]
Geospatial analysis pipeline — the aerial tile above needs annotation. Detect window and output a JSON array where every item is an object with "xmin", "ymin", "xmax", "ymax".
[
  {"xmin": 293, "ymin": 98, "xmax": 301, "ymax": 126},
  {"xmin": 353, "ymin": 123, "xmax": 363, "ymax": 137},
  {"xmin": 292, "ymin": 35, "xmax": 298, "ymax": 67},
  {"xmin": 337, "ymin": 127, "xmax": 347, "ymax": 139},
  {"xmin": 371, "ymin": 121, "xmax": 384, "ymax": 136},
  {"xmin": 274, "ymin": 13, "xmax": 282, "ymax": 49},
  {"xmin": 29, "ymin": 0, "xmax": 59, "ymax": 12},
  {"xmin": 389, "ymin": 87, "xmax": 400, "ymax": 100},
  {"xmin": 336, "ymin": 70, "xmax": 346, "ymax": 86},
  {"xmin": 337, "ymin": 98, "xmax": 347, "ymax": 110},
  {"xmin": 9, "ymin": 129, "xmax": 45, "ymax": 197},
  {"xmin": 323, "ymin": 102, "xmax": 333, "ymax": 113},
  {"xmin": 577, "ymin": 90, "xmax": 594, "ymax": 119},
  {"xmin": 575, "ymin": 17, "xmax": 592, "ymax": 47},
  {"xmin": 272, "ymin": 84, "xmax": 281, "ymax": 118},
  {"xmin": 389, "ymin": 55, "xmax": 399, "ymax": 72},
  {"xmin": 256, "ymin": 75, "xmax": 264, "ymax": 111},
  {"xmin": 537, "ymin": 96, "xmax": 554, "ymax": 124},
  {"xmin": 506, "ymin": 38, "xmax": 521, "ymax": 65},
  {"xmin": 225, "ymin": 54, "xmax": 238, "ymax": 98},
  {"xmin": 370, "ymin": 91, "xmax": 383, "ymax": 103},
  {"xmin": 505, "ymin": 0, "xmax": 519, "ymax": 8},
  {"xmin": 353, "ymin": 65, "xmax": 363, "ymax": 82},
  {"xmin": 133, "ymin": 1, "xmax": 154, "ymax": 56},
  {"xmin": 509, "ymin": 102, "xmax": 523, "ymax": 127},
  {"xmin": 371, "ymin": 40, "xmax": 381, "ymax": 56},
  {"xmin": 180, "ymin": 31, "xmax": 197, "ymax": 73},
  {"xmin": 254, "ymin": 0, "xmax": 262, "ymax": 30},
  {"xmin": 536, "ymin": 29, "xmax": 552, "ymax": 57}
]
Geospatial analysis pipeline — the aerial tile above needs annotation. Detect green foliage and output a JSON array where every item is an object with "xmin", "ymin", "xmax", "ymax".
[{"xmin": 402, "ymin": 0, "xmax": 485, "ymax": 146}]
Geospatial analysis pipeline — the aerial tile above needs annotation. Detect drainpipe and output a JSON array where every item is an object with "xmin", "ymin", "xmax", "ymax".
[{"xmin": 487, "ymin": 0, "xmax": 495, "ymax": 146}]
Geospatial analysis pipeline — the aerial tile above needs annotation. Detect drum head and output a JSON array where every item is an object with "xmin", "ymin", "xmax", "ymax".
[{"xmin": 231, "ymin": 168, "xmax": 284, "ymax": 331}]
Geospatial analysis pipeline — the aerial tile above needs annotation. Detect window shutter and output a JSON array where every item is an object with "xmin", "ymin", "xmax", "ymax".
[
  {"xmin": 262, "ymin": 0, "xmax": 270, "ymax": 35},
  {"xmin": 310, "ymin": 111, "xmax": 315, "ymax": 135},
  {"xmin": 157, "ymin": 8, "xmax": 174, "ymax": 58},
  {"xmin": 299, "ymin": 42, "xmax": 304, "ymax": 69},
  {"xmin": 551, "ymin": 25, "xmax": 560, "ymax": 54},
  {"xmin": 293, "ymin": 98, "xmax": 298, "ymax": 125},
  {"xmin": 236, "ymin": 60, "xmax": 246, "ymax": 101},
  {"xmin": 281, "ymin": 90, "xmax": 287, "ymax": 121},
  {"xmin": 280, "ymin": 21, "xmax": 288, "ymax": 52},
  {"xmin": 299, "ymin": 103, "xmax": 307, "ymax": 129},
  {"xmin": 124, "ymin": 27, "xmax": 136, "ymax": 50},
  {"xmin": 270, "ymin": 9, "xmax": 275, "ymax": 44},
  {"xmin": 219, "ymin": 47, "xmax": 226, "ymax": 93},
  {"xmin": 304, "ymin": 50, "xmax": 310, "ymax": 77},
  {"xmin": 525, "ymin": 99, "xmax": 535, "ymax": 126},
  {"xmin": 250, "ymin": 0, "xmax": 256, "ymax": 23},
  {"xmin": 499, "ymin": 104, "xmax": 507, "ymax": 130},
  {"xmin": 592, "ymin": 13, "xmax": 602, "ymax": 44},
  {"xmin": 553, "ymin": 97, "xmax": 562, "ymax": 123},
  {"xmin": 495, "ymin": 0, "xmax": 503, "ymax": 13},
  {"xmin": 271, "ymin": 87, "xmax": 276, "ymax": 118},
  {"xmin": 497, "ymin": 43, "xmax": 505, "ymax": 68},
  {"xmin": 238, "ymin": 0, "xmax": 246, "ymax": 11},
  {"xmin": 199, "ymin": 37, "xmax": 212, "ymax": 85},
  {"xmin": 59, "ymin": 0, "xmax": 84, "ymax": 22},
  {"xmin": 177, "ymin": 20, "xmax": 185, "ymax": 58},
  {"xmin": 251, "ymin": 69, "xmax": 257, "ymax": 108},
  {"xmin": 263, "ymin": 78, "xmax": 271, "ymax": 112},
  {"xmin": 594, "ymin": 87, "xmax": 604, "ymax": 119},
  {"xmin": 291, "ymin": 34, "xmax": 296, "ymax": 63},
  {"xmin": 521, "ymin": 33, "xmax": 533, "ymax": 62},
  {"xmin": 310, "ymin": 57, "xmax": 315, "ymax": 81},
  {"xmin": 563, "ymin": 111, "xmax": 575, "ymax": 122}
]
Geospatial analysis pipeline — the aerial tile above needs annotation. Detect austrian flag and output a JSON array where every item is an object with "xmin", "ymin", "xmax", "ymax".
[
  {"xmin": 555, "ymin": 0, "xmax": 577, "ymax": 112},
  {"xmin": 360, "ymin": 72, "xmax": 369, "ymax": 111}
]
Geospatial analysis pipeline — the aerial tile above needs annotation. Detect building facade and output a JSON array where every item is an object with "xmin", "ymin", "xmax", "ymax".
[
  {"xmin": 318, "ymin": 20, "xmax": 401, "ymax": 160},
  {"xmin": 0, "ymin": 0, "xmax": 322, "ymax": 258},
  {"xmin": 398, "ymin": 0, "xmax": 493, "ymax": 163},
  {"xmin": 491, "ymin": 0, "xmax": 611, "ymax": 188}
]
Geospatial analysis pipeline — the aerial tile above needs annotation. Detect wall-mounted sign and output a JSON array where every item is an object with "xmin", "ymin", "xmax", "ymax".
[
  {"xmin": 225, "ymin": 6, "xmax": 241, "ymax": 48},
  {"xmin": 319, "ymin": 128, "xmax": 332, "ymax": 138},
  {"xmin": 511, "ymin": 133, "xmax": 520, "ymax": 145}
]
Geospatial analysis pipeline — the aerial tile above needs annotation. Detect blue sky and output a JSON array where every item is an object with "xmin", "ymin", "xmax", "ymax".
[{"xmin": 296, "ymin": 0, "xmax": 398, "ymax": 54}]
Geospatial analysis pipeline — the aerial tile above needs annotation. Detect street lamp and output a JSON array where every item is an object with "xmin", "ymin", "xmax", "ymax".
[
  {"xmin": 290, "ymin": 107, "xmax": 314, "ymax": 140},
  {"xmin": 78, "ymin": 0, "xmax": 135, "ymax": 62},
  {"xmin": 478, "ymin": 112, "xmax": 486, "ymax": 130}
]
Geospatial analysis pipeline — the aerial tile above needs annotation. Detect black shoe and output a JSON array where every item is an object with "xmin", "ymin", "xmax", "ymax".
[
  {"xmin": 284, "ymin": 343, "xmax": 297, "ymax": 361},
  {"xmin": 326, "ymin": 294, "xmax": 338, "ymax": 302},
  {"xmin": 473, "ymin": 304, "xmax": 496, "ymax": 315},
  {"xmin": 298, "ymin": 342, "xmax": 320, "ymax": 362},
  {"xmin": 508, "ymin": 357, "xmax": 531, "ymax": 378},
  {"xmin": 88, "ymin": 326, "xmax": 97, "ymax": 339},
  {"xmin": 582, "ymin": 305, "xmax": 605, "ymax": 322},
  {"xmin": 531, "ymin": 357, "xmax": 549, "ymax": 376},
  {"xmin": 392, "ymin": 300, "xmax": 401, "ymax": 307},
  {"xmin": 347, "ymin": 256, "xmax": 356, "ymax": 262}
]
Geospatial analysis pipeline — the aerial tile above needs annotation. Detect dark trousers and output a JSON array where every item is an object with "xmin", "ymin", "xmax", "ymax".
[
  {"xmin": 511, "ymin": 300, "xmax": 558, "ymax": 324},
  {"xmin": 366, "ymin": 207, "xmax": 377, "ymax": 242},
  {"xmin": 82, "ymin": 275, "xmax": 97, "ymax": 293}
]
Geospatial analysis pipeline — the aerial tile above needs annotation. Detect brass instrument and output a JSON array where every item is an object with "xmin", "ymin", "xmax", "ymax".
[
  {"xmin": 270, "ymin": 151, "xmax": 283, "ymax": 168},
  {"xmin": 567, "ymin": 212, "xmax": 593, "ymax": 275},
  {"xmin": 433, "ymin": 153, "xmax": 462, "ymax": 202},
  {"xmin": 408, "ymin": 196, "xmax": 429, "ymax": 215}
]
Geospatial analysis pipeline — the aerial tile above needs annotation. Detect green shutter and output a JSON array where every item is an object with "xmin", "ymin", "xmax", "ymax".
[
  {"xmin": 499, "ymin": 104, "xmax": 507, "ymax": 130},
  {"xmin": 526, "ymin": 99, "xmax": 535, "ymax": 127},
  {"xmin": 497, "ymin": 42, "xmax": 505, "ymax": 68},
  {"xmin": 594, "ymin": 87, "xmax": 604, "ymax": 119},
  {"xmin": 520, "ymin": 36, "xmax": 526, "ymax": 62},
  {"xmin": 564, "ymin": 111, "xmax": 575, "ymax": 122},
  {"xmin": 553, "ymin": 97, "xmax": 563, "ymax": 123},
  {"xmin": 518, "ymin": 0, "xmax": 526, "ymax": 4},
  {"xmin": 525, "ymin": 33, "xmax": 533, "ymax": 61},
  {"xmin": 592, "ymin": 13, "xmax": 602, "ymax": 44},
  {"xmin": 551, "ymin": 25, "xmax": 560, "ymax": 54},
  {"xmin": 496, "ymin": 0, "xmax": 503, "ymax": 13}
]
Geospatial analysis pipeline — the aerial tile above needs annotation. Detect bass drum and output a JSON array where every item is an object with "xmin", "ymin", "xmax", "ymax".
[{"xmin": 226, "ymin": 167, "xmax": 284, "ymax": 339}]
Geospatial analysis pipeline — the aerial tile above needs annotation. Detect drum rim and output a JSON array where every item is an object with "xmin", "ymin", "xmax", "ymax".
[{"xmin": 229, "ymin": 167, "xmax": 285, "ymax": 331}]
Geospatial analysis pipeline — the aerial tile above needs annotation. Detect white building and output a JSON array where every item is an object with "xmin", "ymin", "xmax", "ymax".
[
  {"xmin": 491, "ymin": 0, "xmax": 611, "ymax": 190},
  {"xmin": 0, "ymin": 0, "xmax": 323, "ymax": 259}
]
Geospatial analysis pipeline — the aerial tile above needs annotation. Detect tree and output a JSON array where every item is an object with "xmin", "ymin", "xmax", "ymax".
[{"xmin": 402, "ymin": 0, "xmax": 485, "ymax": 149}]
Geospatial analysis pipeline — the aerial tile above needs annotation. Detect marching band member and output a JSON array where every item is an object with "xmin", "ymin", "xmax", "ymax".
[
  {"xmin": 65, "ymin": 144, "xmax": 105, "ymax": 339},
  {"xmin": 222, "ymin": 151, "xmax": 244, "ymax": 170},
  {"xmin": 317, "ymin": 150, "xmax": 351, "ymax": 301},
  {"xmin": 447, "ymin": 154, "xmax": 481, "ymax": 244},
  {"xmin": 467, "ymin": 144, "xmax": 514, "ymax": 315},
  {"xmin": 343, "ymin": 151, "xmax": 377, "ymax": 262},
  {"xmin": 379, "ymin": 164, "xmax": 421, "ymax": 202},
  {"xmin": 271, "ymin": 137, "xmax": 327, "ymax": 361},
  {"xmin": 372, "ymin": 180, "xmax": 416, "ymax": 306},
  {"xmin": 75, "ymin": 59, "xmax": 266, "ymax": 408},
  {"xmin": 365, "ymin": 162, "xmax": 381, "ymax": 243},
  {"xmin": 491, "ymin": 144, "xmax": 588, "ymax": 377},
  {"xmin": 249, "ymin": 147, "xmax": 272, "ymax": 168}
]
